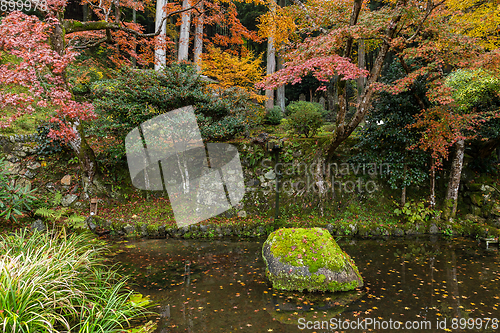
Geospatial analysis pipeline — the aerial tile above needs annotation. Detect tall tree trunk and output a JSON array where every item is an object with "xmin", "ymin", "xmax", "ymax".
[
  {"xmin": 51, "ymin": 18, "xmax": 98, "ymax": 183},
  {"xmin": 357, "ymin": 39, "xmax": 366, "ymax": 104},
  {"xmin": 276, "ymin": 54, "xmax": 285, "ymax": 113},
  {"xmin": 327, "ymin": 0, "xmax": 405, "ymax": 159},
  {"xmin": 155, "ymin": 0, "xmax": 168, "ymax": 71},
  {"xmin": 178, "ymin": 0, "xmax": 192, "ymax": 61},
  {"xmin": 83, "ymin": 3, "xmax": 89, "ymax": 22},
  {"xmin": 442, "ymin": 139, "xmax": 465, "ymax": 221},
  {"xmin": 193, "ymin": 1, "xmax": 204, "ymax": 72},
  {"xmin": 68, "ymin": 122, "xmax": 98, "ymax": 183},
  {"xmin": 132, "ymin": 8, "xmax": 137, "ymax": 68},
  {"xmin": 265, "ymin": 34, "xmax": 276, "ymax": 111},
  {"xmin": 430, "ymin": 157, "xmax": 436, "ymax": 208},
  {"xmin": 401, "ymin": 163, "xmax": 407, "ymax": 207}
]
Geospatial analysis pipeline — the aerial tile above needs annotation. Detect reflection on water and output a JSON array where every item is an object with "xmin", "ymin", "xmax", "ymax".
[{"xmin": 108, "ymin": 236, "xmax": 500, "ymax": 332}]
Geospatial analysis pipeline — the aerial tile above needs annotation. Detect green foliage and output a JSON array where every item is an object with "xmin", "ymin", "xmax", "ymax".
[
  {"xmin": 445, "ymin": 69, "xmax": 500, "ymax": 166},
  {"xmin": 242, "ymin": 145, "xmax": 265, "ymax": 167},
  {"xmin": 265, "ymin": 106, "xmax": 283, "ymax": 125},
  {"xmin": 34, "ymin": 207, "xmax": 85, "ymax": 227},
  {"xmin": 393, "ymin": 200, "xmax": 437, "ymax": 223},
  {"xmin": 0, "ymin": 158, "xmax": 37, "ymax": 222},
  {"xmin": 285, "ymin": 101, "xmax": 325, "ymax": 117},
  {"xmin": 34, "ymin": 122, "xmax": 70, "ymax": 156},
  {"xmin": 68, "ymin": 156, "xmax": 79, "ymax": 165},
  {"xmin": 351, "ymin": 59, "xmax": 429, "ymax": 190},
  {"xmin": 0, "ymin": 230, "xmax": 154, "ymax": 332},
  {"xmin": 52, "ymin": 191, "xmax": 63, "ymax": 206},
  {"xmin": 446, "ymin": 69, "xmax": 500, "ymax": 112},
  {"xmin": 287, "ymin": 107, "xmax": 323, "ymax": 138},
  {"xmin": 90, "ymin": 64, "xmax": 250, "ymax": 151}
]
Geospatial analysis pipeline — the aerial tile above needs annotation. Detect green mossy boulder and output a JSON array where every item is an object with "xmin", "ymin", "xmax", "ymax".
[{"xmin": 262, "ymin": 227, "xmax": 363, "ymax": 292}]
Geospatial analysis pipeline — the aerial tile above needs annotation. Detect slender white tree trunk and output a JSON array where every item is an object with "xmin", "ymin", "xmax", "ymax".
[
  {"xmin": 155, "ymin": 0, "xmax": 168, "ymax": 71},
  {"xmin": 193, "ymin": 1, "xmax": 204, "ymax": 72},
  {"xmin": 276, "ymin": 55, "xmax": 285, "ymax": 113},
  {"xmin": 265, "ymin": 35, "xmax": 276, "ymax": 111},
  {"xmin": 178, "ymin": 0, "xmax": 192, "ymax": 62},
  {"xmin": 357, "ymin": 40, "xmax": 366, "ymax": 104}
]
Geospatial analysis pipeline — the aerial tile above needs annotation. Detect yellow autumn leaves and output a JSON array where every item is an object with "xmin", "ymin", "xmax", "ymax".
[{"xmin": 201, "ymin": 46, "xmax": 266, "ymax": 102}]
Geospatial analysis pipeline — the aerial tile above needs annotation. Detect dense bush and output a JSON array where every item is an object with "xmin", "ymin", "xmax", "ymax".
[
  {"xmin": 265, "ymin": 106, "xmax": 283, "ymax": 125},
  {"xmin": 34, "ymin": 122, "xmax": 70, "ymax": 156},
  {"xmin": 0, "ymin": 230, "xmax": 153, "ymax": 332},
  {"xmin": 285, "ymin": 101, "xmax": 326, "ymax": 118},
  {"xmin": 90, "ymin": 64, "xmax": 253, "ymax": 164},
  {"xmin": 350, "ymin": 58, "xmax": 429, "ymax": 191},
  {"xmin": 0, "ymin": 158, "xmax": 37, "ymax": 222},
  {"xmin": 287, "ymin": 107, "xmax": 324, "ymax": 138}
]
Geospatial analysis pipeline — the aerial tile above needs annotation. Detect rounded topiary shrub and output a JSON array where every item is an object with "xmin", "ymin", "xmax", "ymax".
[{"xmin": 287, "ymin": 107, "xmax": 323, "ymax": 137}]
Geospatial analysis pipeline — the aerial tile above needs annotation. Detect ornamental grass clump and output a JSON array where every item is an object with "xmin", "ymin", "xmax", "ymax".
[{"xmin": 0, "ymin": 229, "xmax": 153, "ymax": 332}]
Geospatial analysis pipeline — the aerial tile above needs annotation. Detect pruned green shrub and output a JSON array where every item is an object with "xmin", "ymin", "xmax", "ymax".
[
  {"xmin": 287, "ymin": 107, "xmax": 324, "ymax": 138},
  {"xmin": 285, "ymin": 101, "xmax": 326, "ymax": 117},
  {"xmin": 265, "ymin": 106, "xmax": 283, "ymax": 125}
]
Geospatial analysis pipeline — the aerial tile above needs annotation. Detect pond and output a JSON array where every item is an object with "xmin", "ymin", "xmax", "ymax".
[{"xmin": 109, "ymin": 236, "xmax": 500, "ymax": 332}]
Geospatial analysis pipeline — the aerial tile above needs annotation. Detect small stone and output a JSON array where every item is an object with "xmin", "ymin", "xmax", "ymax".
[
  {"xmin": 27, "ymin": 161, "xmax": 41, "ymax": 170},
  {"xmin": 6, "ymin": 154, "xmax": 19, "ymax": 163},
  {"xmin": 237, "ymin": 210, "xmax": 247, "ymax": 218},
  {"xmin": 6, "ymin": 162, "xmax": 21, "ymax": 175},
  {"xmin": 85, "ymin": 217, "xmax": 97, "ymax": 233},
  {"xmin": 123, "ymin": 224, "xmax": 135, "ymax": 234},
  {"xmin": 264, "ymin": 170, "xmax": 276, "ymax": 180},
  {"xmin": 73, "ymin": 201, "xmax": 84, "ymax": 208},
  {"xmin": 31, "ymin": 219, "xmax": 46, "ymax": 232},
  {"xmin": 200, "ymin": 225, "xmax": 208, "ymax": 232},
  {"xmin": 140, "ymin": 224, "xmax": 148, "ymax": 238},
  {"xmin": 61, "ymin": 194, "xmax": 78, "ymax": 207},
  {"xmin": 15, "ymin": 150, "xmax": 26, "ymax": 158},
  {"xmin": 61, "ymin": 175, "xmax": 71, "ymax": 186},
  {"xmin": 45, "ymin": 182, "xmax": 56, "ymax": 193},
  {"xmin": 393, "ymin": 228, "xmax": 404, "ymax": 237},
  {"xmin": 24, "ymin": 169, "xmax": 37, "ymax": 179},
  {"xmin": 429, "ymin": 224, "xmax": 439, "ymax": 234}
]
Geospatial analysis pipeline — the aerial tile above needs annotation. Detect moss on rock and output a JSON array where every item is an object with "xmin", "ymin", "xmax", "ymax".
[{"xmin": 262, "ymin": 227, "xmax": 363, "ymax": 292}]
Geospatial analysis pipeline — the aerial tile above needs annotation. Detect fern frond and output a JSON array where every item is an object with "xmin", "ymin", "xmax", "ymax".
[
  {"xmin": 66, "ymin": 215, "xmax": 86, "ymax": 224},
  {"xmin": 35, "ymin": 207, "xmax": 56, "ymax": 218},
  {"xmin": 52, "ymin": 191, "xmax": 63, "ymax": 206}
]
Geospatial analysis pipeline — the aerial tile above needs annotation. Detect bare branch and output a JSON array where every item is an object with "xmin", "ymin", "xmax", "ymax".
[
  {"xmin": 72, "ymin": 37, "xmax": 108, "ymax": 50},
  {"xmin": 64, "ymin": 0, "xmax": 202, "ymax": 38},
  {"xmin": 406, "ymin": 0, "xmax": 446, "ymax": 42}
]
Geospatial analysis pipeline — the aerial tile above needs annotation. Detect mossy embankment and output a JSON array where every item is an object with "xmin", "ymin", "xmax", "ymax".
[{"xmin": 1, "ymin": 131, "xmax": 500, "ymax": 241}]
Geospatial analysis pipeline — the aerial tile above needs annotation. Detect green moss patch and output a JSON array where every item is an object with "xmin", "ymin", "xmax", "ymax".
[{"xmin": 266, "ymin": 227, "xmax": 347, "ymax": 273}]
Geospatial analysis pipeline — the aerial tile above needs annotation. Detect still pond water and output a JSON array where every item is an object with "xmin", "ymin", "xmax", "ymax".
[{"xmin": 109, "ymin": 236, "xmax": 500, "ymax": 332}]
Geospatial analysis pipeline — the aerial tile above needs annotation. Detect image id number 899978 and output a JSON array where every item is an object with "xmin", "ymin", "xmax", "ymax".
[{"xmin": 0, "ymin": 0, "xmax": 47, "ymax": 12}]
